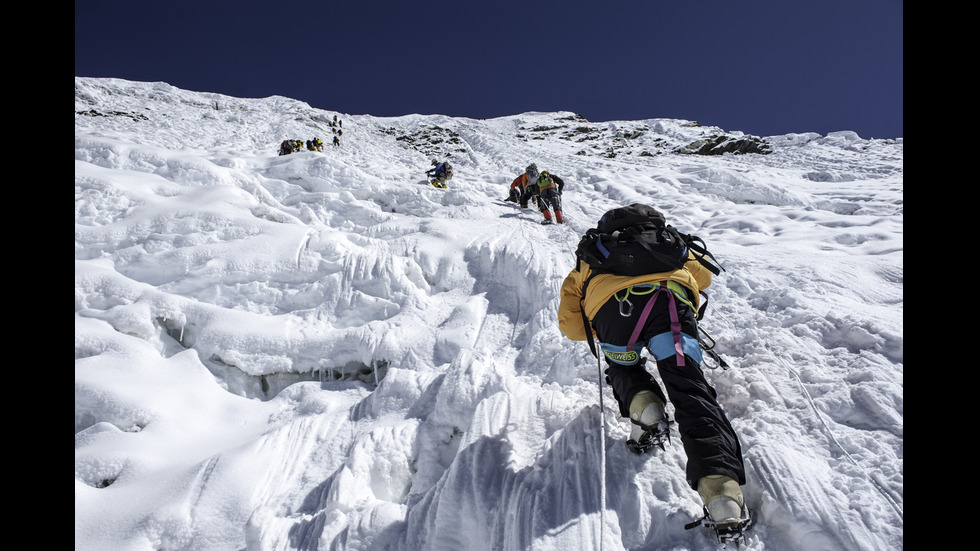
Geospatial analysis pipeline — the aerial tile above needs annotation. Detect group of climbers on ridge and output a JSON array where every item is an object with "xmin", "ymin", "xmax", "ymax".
[
  {"xmin": 279, "ymin": 137, "xmax": 333, "ymax": 155},
  {"xmin": 277, "ymin": 116, "xmax": 344, "ymax": 156}
]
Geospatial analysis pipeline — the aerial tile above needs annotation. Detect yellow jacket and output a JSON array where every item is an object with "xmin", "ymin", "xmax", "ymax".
[{"xmin": 557, "ymin": 255, "xmax": 713, "ymax": 341}]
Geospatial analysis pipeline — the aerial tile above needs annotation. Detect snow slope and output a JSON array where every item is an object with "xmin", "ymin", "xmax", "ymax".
[{"xmin": 75, "ymin": 77, "xmax": 903, "ymax": 551}]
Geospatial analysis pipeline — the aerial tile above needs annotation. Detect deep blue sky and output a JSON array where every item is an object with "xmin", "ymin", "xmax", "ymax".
[{"xmin": 75, "ymin": 1, "xmax": 903, "ymax": 139}]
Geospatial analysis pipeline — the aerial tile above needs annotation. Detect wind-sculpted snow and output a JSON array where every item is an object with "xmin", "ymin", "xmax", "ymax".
[{"xmin": 75, "ymin": 77, "xmax": 902, "ymax": 551}]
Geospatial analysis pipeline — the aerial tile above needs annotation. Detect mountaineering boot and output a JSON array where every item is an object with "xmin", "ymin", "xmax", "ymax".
[
  {"xmin": 556, "ymin": 210, "xmax": 564, "ymax": 224},
  {"xmin": 625, "ymin": 390, "xmax": 669, "ymax": 454},
  {"xmin": 697, "ymin": 475, "xmax": 746, "ymax": 529},
  {"xmin": 686, "ymin": 475, "xmax": 752, "ymax": 545}
]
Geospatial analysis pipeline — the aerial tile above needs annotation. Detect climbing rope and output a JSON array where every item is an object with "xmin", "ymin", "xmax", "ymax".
[
  {"xmin": 766, "ymin": 343, "xmax": 904, "ymax": 521},
  {"xmin": 594, "ymin": 345, "xmax": 607, "ymax": 551}
]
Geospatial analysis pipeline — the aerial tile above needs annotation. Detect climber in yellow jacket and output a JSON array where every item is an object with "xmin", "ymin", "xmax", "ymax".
[{"xmin": 558, "ymin": 215, "xmax": 748, "ymax": 536}]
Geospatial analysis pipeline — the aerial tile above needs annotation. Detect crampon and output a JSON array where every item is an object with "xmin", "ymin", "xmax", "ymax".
[
  {"xmin": 625, "ymin": 418, "xmax": 672, "ymax": 454},
  {"xmin": 684, "ymin": 505, "xmax": 754, "ymax": 549}
]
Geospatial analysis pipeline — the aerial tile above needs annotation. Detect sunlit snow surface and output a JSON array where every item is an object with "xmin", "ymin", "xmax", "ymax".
[{"xmin": 75, "ymin": 77, "xmax": 902, "ymax": 551}]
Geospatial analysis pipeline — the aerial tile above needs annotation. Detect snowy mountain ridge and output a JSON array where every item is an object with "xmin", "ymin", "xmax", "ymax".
[{"xmin": 75, "ymin": 77, "xmax": 902, "ymax": 551}]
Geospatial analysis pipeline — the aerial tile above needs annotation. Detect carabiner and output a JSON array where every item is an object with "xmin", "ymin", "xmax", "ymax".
[{"xmin": 615, "ymin": 290, "xmax": 634, "ymax": 317}]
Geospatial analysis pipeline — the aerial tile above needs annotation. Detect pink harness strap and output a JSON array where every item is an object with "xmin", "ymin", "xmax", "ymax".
[{"xmin": 625, "ymin": 282, "xmax": 685, "ymax": 366}]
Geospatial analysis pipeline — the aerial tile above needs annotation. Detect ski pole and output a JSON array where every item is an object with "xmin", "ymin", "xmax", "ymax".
[{"xmin": 594, "ymin": 345, "xmax": 607, "ymax": 551}]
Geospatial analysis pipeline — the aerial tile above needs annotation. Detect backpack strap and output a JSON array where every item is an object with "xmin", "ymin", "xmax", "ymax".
[
  {"xmin": 697, "ymin": 290, "xmax": 709, "ymax": 321},
  {"xmin": 580, "ymin": 271, "xmax": 599, "ymax": 358},
  {"xmin": 682, "ymin": 233, "xmax": 724, "ymax": 275},
  {"xmin": 626, "ymin": 225, "xmax": 689, "ymax": 271}
]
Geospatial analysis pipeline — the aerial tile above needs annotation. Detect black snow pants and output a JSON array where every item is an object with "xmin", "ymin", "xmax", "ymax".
[{"xmin": 592, "ymin": 285, "xmax": 746, "ymax": 489}]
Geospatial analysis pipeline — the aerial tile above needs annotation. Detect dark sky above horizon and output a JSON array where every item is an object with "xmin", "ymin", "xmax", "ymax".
[{"xmin": 75, "ymin": 1, "xmax": 903, "ymax": 139}]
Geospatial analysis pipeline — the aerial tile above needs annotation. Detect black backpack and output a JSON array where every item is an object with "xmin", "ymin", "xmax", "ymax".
[
  {"xmin": 574, "ymin": 204, "xmax": 730, "ymax": 367},
  {"xmin": 575, "ymin": 204, "xmax": 723, "ymax": 278}
]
